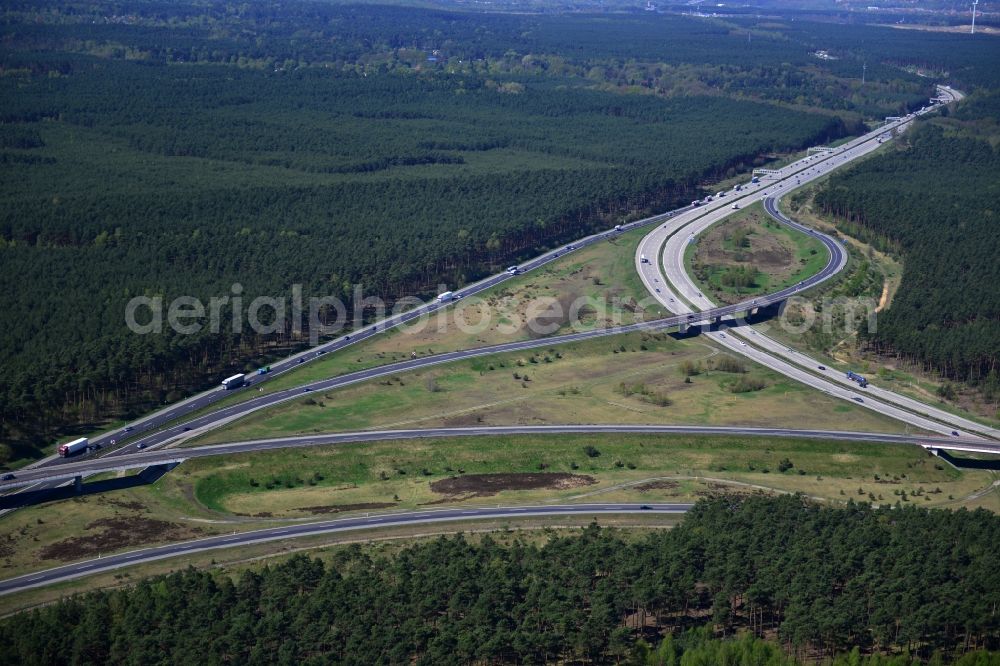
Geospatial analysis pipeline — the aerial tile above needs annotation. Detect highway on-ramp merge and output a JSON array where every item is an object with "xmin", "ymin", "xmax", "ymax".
[{"xmin": 12, "ymin": 86, "xmax": 985, "ymax": 507}]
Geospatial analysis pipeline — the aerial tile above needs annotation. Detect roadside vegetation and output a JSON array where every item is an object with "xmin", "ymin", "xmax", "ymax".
[
  {"xmin": 10, "ymin": 0, "xmax": 994, "ymax": 463},
  {"xmin": 0, "ymin": 6, "xmax": 862, "ymax": 465},
  {"xmin": 2, "ymin": 432, "xmax": 990, "ymax": 583},
  {"xmin": 813, "ymin": 97, "xmax": 1000, "ymax": 418},
  {"xmin": 769, "ymin": 96, "xmax": 1000, "ymax": 425},
  {"xmin": 686, "ymin": 202, "xmax": 828, "ymax": 303},
  {"xmin": 209, "ymin": 225, "xmax": 669, "ymax": 405},
  {"xmin": 4, "ymin": 495, "xmax": 1000, "ymax": 664},
  {"xmin": 50, "ymin": 224, "xmax": 674, "ymax": 462}
]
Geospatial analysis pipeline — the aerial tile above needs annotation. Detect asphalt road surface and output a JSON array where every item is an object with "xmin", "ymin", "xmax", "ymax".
[
  {"xmin": 637, "ymin": 86, "xmax": 997, "ymax": 439},
  {"xmin": 0, "ymin": 503, "xmax": 691, "ymax": 596},
  {"xmin": 14, "ymin": 86, "xmax": 985, "ymax": 506},
  {"xmin": 4, "ymin": 424, "xmax": 994, "ymax": 491},
  {"xmin": 22, "ymin": 209, "xmax": 694, "ymax": 476}
]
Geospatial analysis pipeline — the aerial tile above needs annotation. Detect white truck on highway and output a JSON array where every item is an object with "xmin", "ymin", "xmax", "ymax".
[
  {"xmin": 221, "ymin": 373, "xmax": 245, "ymax": 390},
  {"xmin": 640, "ymin": 254, "xmax": 649, "ymax": 263},
  {"xmin": 436, "ymin": 291, "xmax": 455, "ymax": 302},
  {"xmin": 58, "ymin": 437, "xmax": 89, "ymax": 457}
]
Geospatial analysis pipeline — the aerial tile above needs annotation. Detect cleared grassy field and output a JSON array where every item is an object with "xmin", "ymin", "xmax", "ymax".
[
  {"xmin": 188, "ymin": 329, "xmax": 906, "ymax": 447},
  {"xmin": 2, "ymin": 432, "xmax": 989, "ymax": 587},
  {"xmin": 189, "ymin": 433, "xmax": 970, "ymax": 517},
  {"xmin": 686, "ymin": 202, "xmax": 828, "ymax": 304}
]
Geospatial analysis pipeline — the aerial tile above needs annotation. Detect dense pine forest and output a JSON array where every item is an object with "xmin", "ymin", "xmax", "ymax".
[
  {"xmin": 3, "ymin": 0, "xmax": 999, "ymax": 462},
  {"xmin": 3, "ymin": 496, "xmax": 998, "ymax": 664},
  {"xmin": 815, "ymin": 94, "xmax": 1000, "ymax": 395}
]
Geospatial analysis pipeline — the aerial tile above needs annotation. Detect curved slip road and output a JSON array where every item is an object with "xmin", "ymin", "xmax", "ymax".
[
  {"xmin": 639, "ymin": 87, "xmax": 998, "ymax": 439},
  {"xmin": 0, "ymin": 503, "xmax": 690, "ymax": 596}
]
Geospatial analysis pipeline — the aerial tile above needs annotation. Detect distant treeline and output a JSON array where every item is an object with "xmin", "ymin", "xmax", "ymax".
[
  {"xmin": 2, "ymin": 496, "xmax": 998, "ymax": 664},
  {"xmin": 815, "ymin": 95, "xmax": 1000, "ymax": 391},
  {"xmin": 2, "ymin": 0, "xmax": 951, "ymax": 114}
]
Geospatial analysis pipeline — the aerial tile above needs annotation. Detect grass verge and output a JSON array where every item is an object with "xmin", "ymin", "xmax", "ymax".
[
  {"xmin": 186, "ymin": 330, "xmax": 906, "ymax": 446},
  {"xmin": 686, "ymin": 201, "xmax": 827, "ymax": 304}
]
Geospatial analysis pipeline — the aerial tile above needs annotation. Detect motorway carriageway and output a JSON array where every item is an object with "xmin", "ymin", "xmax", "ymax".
[
  {"xmin": 0, "ymin": 503, "xmax": 691, "ymax": 596},
  {"xmin": 660, "ymin": 190, "xmax": 998, "ymax": 439},
  {"xmin": 3, "ymin": 425, "xmax": 997, "ymax": 491},
  {"xmin": 637, "ymin": 86, "xmax": 999, "ymax": 440},
  {"xmin": 16, "ymin": 86, "xmax": 990, "ymax": 496}
]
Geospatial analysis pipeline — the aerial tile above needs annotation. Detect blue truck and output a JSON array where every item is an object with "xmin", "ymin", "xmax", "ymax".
[{"xmin": 846, "ymin": 371, "xmax": 868, "ymax": 388}]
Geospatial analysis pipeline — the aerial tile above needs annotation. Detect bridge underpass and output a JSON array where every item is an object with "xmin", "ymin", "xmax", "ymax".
[{"xmin": 0, "ymin": 462, "xmax": 183, "ymax": 510}]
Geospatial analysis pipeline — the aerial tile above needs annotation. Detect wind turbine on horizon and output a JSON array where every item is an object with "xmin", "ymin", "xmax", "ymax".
[{"xmin": 971, "ymin": 0, "xmax": 979, "ymax": 35}]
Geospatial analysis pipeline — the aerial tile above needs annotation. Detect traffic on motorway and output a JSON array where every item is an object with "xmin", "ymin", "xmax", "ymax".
[
  {"xmin": 634, "ymin": 85, "xmax": 995, "ymax": 441},
  {"xmin": 10, "ymin": 85, "xmax": 981, "ymax": 501}
]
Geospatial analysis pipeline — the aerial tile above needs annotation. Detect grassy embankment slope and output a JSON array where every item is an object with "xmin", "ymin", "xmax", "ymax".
[{"xmin": 762, "ymin": 100, "xmax": 1000, "ymax": 427}]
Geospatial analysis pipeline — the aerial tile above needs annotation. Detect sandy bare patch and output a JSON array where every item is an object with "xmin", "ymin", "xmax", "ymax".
[
  {"xmin": 430, "ymin": 472, "xmax": 596, "ymax": 498},
  {"xmin": 296, "ymin": 502, "xmax": 396, "ymax": 514},
  {"xmin": 39, "ymin": 517, "xmax": 203, "ymax": 561},
  {"xmin": 635, "ymin": 480, "xmax": 680, "ymax": 492}
]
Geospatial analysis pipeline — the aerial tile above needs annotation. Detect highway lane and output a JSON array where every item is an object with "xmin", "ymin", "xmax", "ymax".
[
  {"xmin": 731, "ymin": 202, "xmax": 999, "ymax": 438},
  {"xmin": 0, "ymin": 503, "xmax": 691, "ymax": 596},
  {"xmin": 15, "ymin": 89, "xmax": 968, "ymax": 485},
  {"xmin": 23, "ymin": 211, "xmax": 695, "ymax": 478},
  {"xmin": 0, "ymin": 290, "xmax": 768, "ymax": 511},
  {"xmin": 4, "ymin": 424, "xmax": 993, "ymax": 490},
  {"xmin": 35, "ymin": 259, "xmax": 837, "ymax": 470},
  {"xmin": 654, "ymin": 190, "xmax": 962, "ymax": 437},
  {"xmin": 639, "ymin": 88, "xmax": 997, "ymax": 439},
  {"xmin": 661, "ymin": 99, "xmax": 997, "ymax": 438}
]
